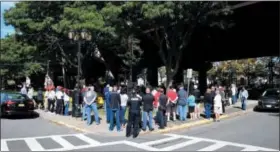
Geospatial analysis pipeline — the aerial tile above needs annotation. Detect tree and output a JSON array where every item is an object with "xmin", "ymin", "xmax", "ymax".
[
  {"xmin": 137, "ymin": 2, "xmax": 232, "ymax": 87},
  {"xmin": 0, "ymin": 35, "xmax": 44, "ymax": 80}
]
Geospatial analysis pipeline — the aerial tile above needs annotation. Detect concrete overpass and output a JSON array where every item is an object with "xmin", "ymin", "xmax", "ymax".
[{"xmin": 132, "ymin": 1, "xmax": 279, "ymax": 92}]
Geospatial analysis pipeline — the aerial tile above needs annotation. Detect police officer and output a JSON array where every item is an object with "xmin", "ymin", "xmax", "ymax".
[{"xmin": 126, "ymin": 88, "xmax": 142, "ymax": 138}]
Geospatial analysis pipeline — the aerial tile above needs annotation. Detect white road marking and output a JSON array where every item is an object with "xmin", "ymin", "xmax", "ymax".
[
  {"xmin": 160, "ymin": 139, "xmax": 201, "ymax": 151},
  {"xmin": 141, "ymin": 136, "xmax": 179, "ymax": 146},
  {"xmin": 74, "ymin": 134, "xmax": 100, "ymax": 145},
  {"xmin": 241, "ymin": 147, "xmax": 259, "ymax": 151},
  {"xmin": 1, "ymin": 140, "xmax": 9, "ymax": 151},
  {"xmin": 51, "ymin": 136, "xmax": 75, "ymax": 149},
  {"xmin": 198, "ymin": 143, "xmax": 227, "ymax": 151},
  {"xmin": 165, "ymin": 134, "xmax": 279, "ymax": 151},
  {"xmin": 2, "ymin": 133, "xmax": 79, "ymax": 142},
  {"xmin": 25, "ymin": 138, "xmax": 45, "ymax": 151},
  {"xmin": 123, "ymin": 141, "xmax": 160, "ymax": 151}
]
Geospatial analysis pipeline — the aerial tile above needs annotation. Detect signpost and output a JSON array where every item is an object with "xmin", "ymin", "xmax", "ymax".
[{"xmin": 186, "ymin": 69, "xmax": 193, "ymax": 97}]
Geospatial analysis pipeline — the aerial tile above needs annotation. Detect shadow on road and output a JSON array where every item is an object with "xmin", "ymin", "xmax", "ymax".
[
  {"xmin": 268, "ymin": 113, "xmax": 280, "ymax": 117},
  {"xmin": 1, "ymin": 111, "xmax": 40, "ymax": 120},
  {"xmin": 253, "ymin": 106, "xmax": 279, "ymax": 113}
]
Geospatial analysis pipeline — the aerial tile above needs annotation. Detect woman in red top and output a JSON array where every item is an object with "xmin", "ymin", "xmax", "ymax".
[{"xmin": 166, "ymin": 86, "xmax": 178, "ymax": 121}]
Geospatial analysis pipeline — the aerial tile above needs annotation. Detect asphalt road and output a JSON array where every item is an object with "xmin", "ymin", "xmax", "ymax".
[{"xmin": 1, "ymin": 110, "xmax": 279, "ymax": 151}]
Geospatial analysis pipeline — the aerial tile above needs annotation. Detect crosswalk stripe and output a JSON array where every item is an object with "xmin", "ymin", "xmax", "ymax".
[
  {"xmin": 241, "ymin": 147, "xmax": 259, "ymax": 151},
  {"xmin": 142, "ymin": 136, "xmax": 179, "ymax": 146},
  {"xmin": 74, "ymin": 134, "xmax": 100, "ymax": 146},
  {"xmin": 51, "ymin": 136, "xmax": 75, "ymax": 149},
  {"xmin": 160, "ymin": 139, "xmax": 201, "ymax": 151},
  {"xmin": 198, "ymin": 143, "xmax": 227, "ymax": 151},
  {"xmin": 1, "ymin": 140, "xmax": 9, "ymax": 151},
  {"xmin": 25, "ymin": 138, "xmax": 45, "ymax": 151}
]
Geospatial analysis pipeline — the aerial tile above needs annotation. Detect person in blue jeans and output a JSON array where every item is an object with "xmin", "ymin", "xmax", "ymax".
[
  {"xmin": 240, "ymin": 87, "xmax": 249, "ymax": 110},
  {"xmin": 177, "ymin": 85, "xmax": 188, "ymax": 121},
  {"xmin": 142, "ymin": 87, "xmax": 155, "ymax": 131},
  {"xmin": 120, "ymin": 89, "xmax": 129, "ymax": 128},
  {"xmin": 204, "ymin": 88, "xmax": 213, "ymax": 119},
  {"xmin": 63, "ymin": 90, "xmax": 70, "ymax": 116},
  {"xmin": 109, "ymin": 86, "xmax": 121, "ymax": 131},
  {"xmin": 105, "ymin": 87, "xmax": 112, "ymax": 124},
  {"xmin": 84, "ymin": 86, "xmax": 100, "ymax": 125}
]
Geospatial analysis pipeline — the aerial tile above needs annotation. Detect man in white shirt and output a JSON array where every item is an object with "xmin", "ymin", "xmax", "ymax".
[
  {"xmin": 55, "ymin": 87, "xmax": 64, "ymax": 115},
  {"xmin": 63, "ymin": 90, "xmax": 70, "ymax": 116},
  {"xmin": 47, "ymin": 89, "xmax": 56, "ymax": 113}
]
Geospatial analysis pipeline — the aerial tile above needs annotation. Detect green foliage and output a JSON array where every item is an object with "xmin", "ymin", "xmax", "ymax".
[{"xmin": 0, "ymin": 35, "xmax": 44, "ymax": 78}]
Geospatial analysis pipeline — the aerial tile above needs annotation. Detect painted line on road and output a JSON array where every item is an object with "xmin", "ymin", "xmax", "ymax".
[
  {"xmin": 241, "ymin": 147, "xmax": 259, "ymax": 151},
  {"xmin": 151, "ymin": 108, "xmax": 254, "ymax": 134},
  {"xmin": 141, "ymin": 136, "xmax": 179, "ymax": 146},
  {"xmin": 123, "ymin": 141, "xmax": 160, "ymax": 151},
  {"xmin": 165, "ymin": 133, "xmax": 279, "ymax": 151},
  {"xmin": 1, "ymin": 140, "xmax": 9, "ymax": 151},
  {"xmin": 74, "ymin": 134, "xmax": 101, "ymax": 145},
  {"xmin": 24, "ymin": 138, "xmax": 45, "ymax": 151},
  {"xmin": 44, "ymin": 140, "xmax": 126, "ymax": 151},
  {"xmin": 160, "ymin": 139, "xmax": 201, "ymax": 151},
  {"xmin": 51, "ymin": 136, "xmax": 75, "ymax": 149},
  {"xmin": 1, "ymin": 133, "xmax": 84, "ymax": 141},
  {"xmin": 197, "ymin": 142, "xmax": 227, "ymax": 151}
]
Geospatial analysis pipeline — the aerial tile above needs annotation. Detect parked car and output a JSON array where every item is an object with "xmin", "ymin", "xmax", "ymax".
[
  {"xmin": 0, "ymin": 92, "xmax": 35, "ymax": 117},
  {"xmin": 256, "ymin": 88, "xmax": 280, "ymax": 110}
]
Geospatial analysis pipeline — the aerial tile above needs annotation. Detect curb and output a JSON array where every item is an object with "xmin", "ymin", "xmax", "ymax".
[
  {"xmin": 39, "ymin": 107, "xmax": 254, "ymax": 136},
  {"xmin": 143, "ymin": 108, "xmax": 254, "ymax": 135}
]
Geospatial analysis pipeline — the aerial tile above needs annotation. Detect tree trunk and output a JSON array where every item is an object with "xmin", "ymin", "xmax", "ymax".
[{"xmin": 165, "ymin": 66, "xmax": 173, "ymax": 88}]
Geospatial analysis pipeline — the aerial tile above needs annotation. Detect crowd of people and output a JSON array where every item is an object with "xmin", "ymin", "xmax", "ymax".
[{"xmin": 19, "ymin": 82, "xmax": 249, "ymax": 138}]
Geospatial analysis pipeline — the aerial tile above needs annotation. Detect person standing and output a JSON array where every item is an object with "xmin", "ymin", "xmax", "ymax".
[
  {"xmin": 37, "ymin": 88, "xmax": 44, "ymax": 110},
  {"xmin": 55, "ymin": 87, "xmax": 64, "ymax": 115},
  {"xmin": 126, "ymin": 88, "xmax": 142, "ymax": 138},
  {"xmin": 47, "ymin": 88, "xmax": 56, "ymax": 113},
  {"xmin": 63, "ymin": 89, "xmax": 70, "ymax": 116},
  {"xmin": 103, "ymin": 84, "xmax": 110, "ymax": 113},
  {"xmin": 231, "ymin": 84, "xmax": 237, "ymax": 105},
  {"xmin": 177, "ymin": 85, "xmax": 188, "ymax": 121},
  {"xmin": 157, "ymin": 88, "xmax": 168, "ymax": 129},
  {"xmin": 166, "ymin": 86, "xmax": 178, "ymax": 121},
  {"xmin": 20, "ymin": 84, "xmax": 27, "ymax": 95},
  {"xmin": 120, "ymin": 88, "xmax": 129, "ymax": 128},
  {"xmin": 187, "ymin": 92, "xmax": 196, "ymax": 120},
  {"xmin": 84, "ymin": 86, "xmax": 100, "ymax": 125},
  {"xmin": 193, "ymin": 85, "xmax": 201, "ymax": 119},
  {"xmin": 239, "ymin": 86, "xmax": 249, "ymax": 110},
  {"xmin": 142, "ymin": 87, "xmax": 155, "ymax": 131},
  {"xmin": 204, "ymin": 89, "xmax": 212, "ymax": 119},
  {"xmin": 109, "ymin": 86, "xmax": 121, "ymax": 132},
  {"xmin": 105, "ymin": 87, "xmax": 112, "ymax": 124},
  {"xmin": 214, "ymin": 90, "xmax": 222, "ymax": 122}
]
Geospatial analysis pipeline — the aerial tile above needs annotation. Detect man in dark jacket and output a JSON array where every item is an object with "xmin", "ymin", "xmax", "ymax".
[
  {"xmin": 142, "ymin": 87, "xmax": 155, "ymax": 131},
  {"xmin": 204, "ymin": 88, "xmax": 213, "ymax": 119},
  {"xmin": 126, "ymin": 88, "xmax": 142, "ymax": 138},
  {"xmin": 157, "ymin": 88, "xmax": 168, "ymax": 129},
  {"xmin": 109, "ymin": 86, "xmax": 121, "ymax": 132}
]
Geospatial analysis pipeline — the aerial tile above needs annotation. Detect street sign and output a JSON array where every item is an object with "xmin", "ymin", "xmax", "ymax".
[{"xmin": 187, "ymin": 69, "xmax": 193, "ymax": 79}]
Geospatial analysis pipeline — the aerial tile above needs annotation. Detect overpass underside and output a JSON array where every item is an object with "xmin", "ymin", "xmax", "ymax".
[{"xmin": 134, "ymin": 1, "xmax": 279, "ymax": 91}]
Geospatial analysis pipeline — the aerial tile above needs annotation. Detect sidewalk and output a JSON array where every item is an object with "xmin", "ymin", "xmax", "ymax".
[{"xmin": 36, "ymin": 100, "xmax": 258, "ymax": 137}]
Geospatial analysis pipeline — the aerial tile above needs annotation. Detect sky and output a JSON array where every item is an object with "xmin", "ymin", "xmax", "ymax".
[{"xmin": 1, "ymin": 2, "xmax": 16, "ymax": 38}]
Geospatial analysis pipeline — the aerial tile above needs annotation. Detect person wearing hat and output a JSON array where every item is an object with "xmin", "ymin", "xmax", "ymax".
[{"xmin": 126, "ymin": 88, "xmax": 142, "ymax": 138}]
